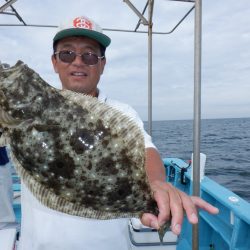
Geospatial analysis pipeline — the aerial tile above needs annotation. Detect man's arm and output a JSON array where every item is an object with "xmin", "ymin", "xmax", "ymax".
[{"xmin": 141, "ymin": 147, "xmax": 219, "ymax": 235}]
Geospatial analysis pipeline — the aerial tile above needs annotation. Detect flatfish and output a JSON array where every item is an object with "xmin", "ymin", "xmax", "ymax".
[{"xmin": 0, "ymin": 61, "xmax": 169, "ymax": 241}]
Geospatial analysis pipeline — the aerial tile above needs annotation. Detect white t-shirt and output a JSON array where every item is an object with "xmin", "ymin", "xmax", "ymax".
[{"xmin": 19, "ymin": 90, "xmax": 155, "ymax": 250}]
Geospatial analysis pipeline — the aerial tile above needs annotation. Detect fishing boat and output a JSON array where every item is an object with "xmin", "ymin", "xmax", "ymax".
[
  {"xmin": 2, "ymin": 157, "xmax": 250, "ymax": 250},
  {"xmin": 0, "ymin": 1, "xmax": 250, "ymax": 249}
]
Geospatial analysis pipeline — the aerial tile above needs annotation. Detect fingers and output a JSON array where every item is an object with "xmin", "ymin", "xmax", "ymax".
[
  {"xmin": 160, "ymin": 183, "xmax": 183, "ymax": 235},
  {"xmin": 151, "ymin": 182, "xmax": 184, "ymax": 235},
  {"xmin": 140, "ymin": 181, "xmax": 172, "ymax": 230},
  {"xmin": 177, "ymin": 191, "xmax": 199, "ymax": 224},
  {"xmin": 174, "ymin": 191, "xmax": 219, "ymax": 226},
  {"xmin": 140, "ymin": 213, "xmax": 159, "ymax": 229},
  {"xmin": 152, "ymin": 185, "xmax": 171, "ymax": 224},
  {"xmin": 141, "ymin": 181, "xmax": 219, "ymax": 236},
  {"xmin": 191, "ymin": 196, "xmax": 219, "ymax": 214}
]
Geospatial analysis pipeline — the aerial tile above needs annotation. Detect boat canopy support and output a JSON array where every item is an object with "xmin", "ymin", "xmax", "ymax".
[{"xmin": 0, "ymin": 0, "xmax": 17, "ymax": 13}]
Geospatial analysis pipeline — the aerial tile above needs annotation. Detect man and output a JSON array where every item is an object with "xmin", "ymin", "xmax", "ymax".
[{"xmin": 19, "ymin": 16, "xmax": 218, "ymax": 250}]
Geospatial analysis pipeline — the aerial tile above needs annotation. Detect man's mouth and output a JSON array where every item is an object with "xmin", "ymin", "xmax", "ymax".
[{"xmin": 71, "ymin": 72, "xmax": 88, "ymax": 77}]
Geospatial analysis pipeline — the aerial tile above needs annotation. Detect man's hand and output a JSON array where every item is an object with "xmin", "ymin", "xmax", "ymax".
[
  {"xmin": 141, "ymin": 180, "xmax": 219, "ymax": 235},
  {"xmin": 144, "ymin": 148, "xmax": 219, "ymax": 235}
]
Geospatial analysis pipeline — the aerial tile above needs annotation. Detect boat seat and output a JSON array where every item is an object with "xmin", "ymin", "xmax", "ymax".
[{"xmin": 128, "ymin": 218, "xmax": 178, "ymax": 248}]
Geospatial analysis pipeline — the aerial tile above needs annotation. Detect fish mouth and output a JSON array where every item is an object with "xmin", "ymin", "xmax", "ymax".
[
  {"xmin": 0, "ymin": 90, "xmax": 23, "ymax": 127},
  {"xmin": 0, "ymin": 108, "xmax": 22, "ymax": 127}
]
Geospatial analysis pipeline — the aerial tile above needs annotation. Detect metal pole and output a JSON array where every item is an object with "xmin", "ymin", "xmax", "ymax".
[
  {"xmin": 148, "ymin": 0, "xmax": 154, "ymax": 136},
  {"xmin": 0, "ymin": 0, "xmax": 17, "ymax": 13},
  {"xmin": 123, "ymin": 0, "xmax": 148, "ymax": 25},
  {"xmin": 192, "ymin": 0, "xmax": 202, "ymax": 249}
]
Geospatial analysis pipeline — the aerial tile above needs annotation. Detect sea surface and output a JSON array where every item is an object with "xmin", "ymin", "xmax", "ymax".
[{"xmin": 146, "ymin": 117, "xmax": 250, "ymax": 203}]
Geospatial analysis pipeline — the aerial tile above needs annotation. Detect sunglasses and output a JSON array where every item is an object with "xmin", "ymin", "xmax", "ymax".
[{"xmin": 54, "ymin": 50, "xmax": 104, "ymax": 66}]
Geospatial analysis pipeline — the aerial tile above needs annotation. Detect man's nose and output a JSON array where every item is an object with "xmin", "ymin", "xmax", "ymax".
[{"xmin": 72, "ymin": 54, "xmax": 85, "ymax": 65}]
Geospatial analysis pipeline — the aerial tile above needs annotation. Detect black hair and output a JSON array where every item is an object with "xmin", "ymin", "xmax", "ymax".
[{"xmin": 99, "ymin": 44, "xmax": 106, "ymax": 57}]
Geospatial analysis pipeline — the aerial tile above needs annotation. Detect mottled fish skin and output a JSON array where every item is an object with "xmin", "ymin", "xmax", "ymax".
[
  {"xmin": 0, "ymin": 61, "xmax": 159, "ymax": 218},
  {"xmin": 0, "ymin": 61, "xmax": 172, "ymax": 241}
]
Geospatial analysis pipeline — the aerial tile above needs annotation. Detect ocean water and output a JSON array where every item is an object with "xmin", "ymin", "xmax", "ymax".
[{"xmin": 147, "ymin": 117, "xmax": 250, "ymax": 203}]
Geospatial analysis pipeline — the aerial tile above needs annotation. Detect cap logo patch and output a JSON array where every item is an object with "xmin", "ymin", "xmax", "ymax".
[{"xmin": 73, "ymin": 17, "xmax": 93, "ymax": 30}]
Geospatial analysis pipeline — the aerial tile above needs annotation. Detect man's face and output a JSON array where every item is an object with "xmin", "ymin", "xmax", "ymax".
[{"xmin": 52, "ymin": 36, "xmax": 106, "ymax": 96}]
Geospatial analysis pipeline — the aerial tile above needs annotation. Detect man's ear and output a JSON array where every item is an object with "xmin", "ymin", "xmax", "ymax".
[{"xmin": 51, "ymin": 55, "xmax": 58, "ymax": 73}]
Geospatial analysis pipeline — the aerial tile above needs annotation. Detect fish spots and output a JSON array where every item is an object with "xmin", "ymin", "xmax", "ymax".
[
  {"xmin": 46, "ymin": 178, "xmax": 62, "ymax": 195},
  {"xmin": 48, "ymin": 153, "xmax": 75, "ymax": 179},
  {"xmin": 66, "ymin": 113, "xmax": 73, "ymax": 121},
  {"xmin": 48, "ymin": 95, "xmax": 64, "ymax": 110},
  {"xmin": 97, "ymin": 157, "xmax": 119, "ymax": 175},
  {"xmin": 86, "ymin": 162, "xmax": 92, "ymax": 170},
  {"xmin": 102, "ymin": 139, "xmax": 109, "ymax": 147},
  {"xmin": 108, "ymin": 177, "xmax": 132, "ymax": 201},
  {"xmin": 11, "ymin": 130, "xmax": 23, "ymax": 144},
  {"xmin": 95, "ymin": 119, "xmax": 111, "ymax": 138},
  {"xmin": 70, "ymin": 128, "xmax": 95, "ymax": 153}
]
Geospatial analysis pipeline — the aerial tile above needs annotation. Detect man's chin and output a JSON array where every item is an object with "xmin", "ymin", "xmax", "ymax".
[
  {"xmin": 63, "ymin": 85, "xmax": 97, "ymax": 97},
  {"xmin": 63, "ymin": 83, "xmax": 87, "ymax": 94}
]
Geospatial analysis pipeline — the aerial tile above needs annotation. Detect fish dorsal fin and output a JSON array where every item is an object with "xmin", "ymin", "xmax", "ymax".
[{"xmin": 60, "ymin": 89, "xmax": 145, "ymax": 154}]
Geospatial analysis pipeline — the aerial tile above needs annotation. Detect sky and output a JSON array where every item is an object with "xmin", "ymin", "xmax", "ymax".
[{"xmin": 0, "ymin": 0, "xmax": 250, "ymax": 121}]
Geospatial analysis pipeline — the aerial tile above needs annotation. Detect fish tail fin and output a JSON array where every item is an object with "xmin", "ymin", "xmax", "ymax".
[{"xmin": 157, "ymin": 220, "xmax": 172, "ymax": 243}]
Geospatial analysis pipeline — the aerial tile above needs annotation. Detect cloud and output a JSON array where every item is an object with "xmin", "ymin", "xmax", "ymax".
[{"xmin": 1, "ymin": 0, "xmax": 249, "ymax": 121}]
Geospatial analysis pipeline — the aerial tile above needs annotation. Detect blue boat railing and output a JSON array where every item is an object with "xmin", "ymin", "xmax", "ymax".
[
  {"xmin": 12, "ymin": 175, "xmax": 21, "ymax": 226},
  {"xmin": 163, "ymin": 158, "xmax": 250, "ymax": 250}
]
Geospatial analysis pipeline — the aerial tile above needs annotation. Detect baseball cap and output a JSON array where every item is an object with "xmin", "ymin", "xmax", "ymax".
[{"xmin": 53, "ymin": 16, "xmax": 111, "ymax": 48}]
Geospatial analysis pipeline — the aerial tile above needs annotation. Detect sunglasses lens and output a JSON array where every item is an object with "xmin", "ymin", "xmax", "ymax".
[
  {"xmin": 56, "ymin": 51, "xmax": 101, "ymax": 65},
  {"xmin": 59, "ymin": 51, "xmax": 76, "ymax": 63},
  {"xmin": 82, "ymin": 53, "xmax": 99, "ymax": 65}
]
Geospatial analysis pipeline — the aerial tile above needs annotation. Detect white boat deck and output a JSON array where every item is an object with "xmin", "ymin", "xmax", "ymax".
[
  {"xmin": 129, "ymin": 218, "xmax": 177, "ymax": 250},
  {"xmin": 0, "ymin": 228, "xmax": 16, "ymax": 250}
]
